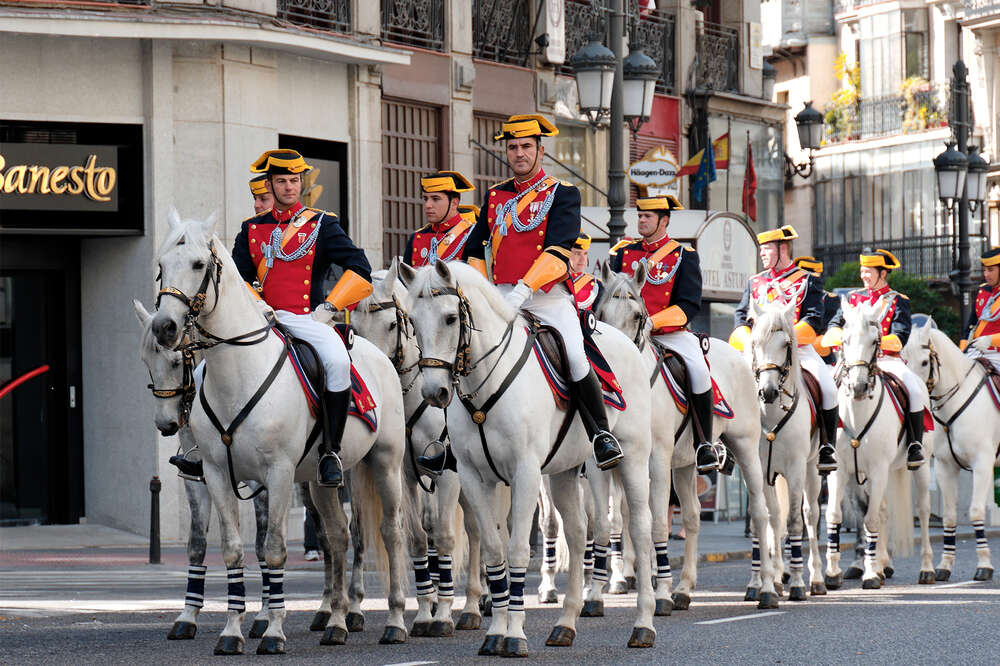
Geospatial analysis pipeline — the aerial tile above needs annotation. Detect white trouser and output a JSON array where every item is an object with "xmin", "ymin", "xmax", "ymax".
[
  {"xmin": 275, "ymin": 310, "xmax": 351, "ymax": 392},
  {"xmin": 877, "ymin": 355, "xmax": 929, "ymax": 413},
  {"xmin": 966, "ymin": 348, "xmax": 1000, "ymax": 374},
  {"xmin": 799, "ymin": 343, "xmax": 838, "ymax": 410},
  {"xmin": 653, "ymin": 330, "xmax": 711, "ymax": 394},
  {"xmin": 501, "ymin": 283, "xmax": 590, "ymax": 382}
]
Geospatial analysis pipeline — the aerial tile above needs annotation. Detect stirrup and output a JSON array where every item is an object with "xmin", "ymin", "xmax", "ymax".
[
  {"xmin": 906, "ymin": 443, "xmax": 925, "ymax": 470},
  {"xmin": 593, "ymin": 430, "xmax": 624, "ymax": 471},
  {"xmin": 416, "ymin": 441, "xmax": 451, "ymax": 476},
  {"xmin": 695, "ymin": 443, "xmax": 719, "ymax": 474},
  {"xmin": 169, "ymin": 454, "xmax": 205, "ymax": 483},
  {"xmin": 716, "ymin": 443, "xmax": 735, "ymax": 475},
  {"xmin": 817, "ymin": 445, "xmax": 838, "ymax": 474},
  {"xmin": 318, "ymin": 452, "xmax": 344, "ymax": 488}
]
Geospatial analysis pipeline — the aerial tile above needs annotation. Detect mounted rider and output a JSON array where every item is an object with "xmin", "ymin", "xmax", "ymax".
[
  {"xmin": 403, "ymin": 170, "xmax": 476, "ymax": 267},
  {"xmin": 249, "ymin": 174, "xmax": 274, "ymax": 215},
  {"xmin": 462, "ymin": 113, "xmax": 624, "ymax": 471},
  {"xmin": 610, "ymin": 195, "xmax": 721, "ymax": 473},
  {"xmin": 231, "ymin": 149, "xmax": 374, "ymax": 488},
  {"xmin": 795, "ymin": 255, "xmax": 839, "ymax": 366},
  {"xmin": 963, "ymin": 246, "xmax": 1000, "ymax": 371},
  {"xmin": 731, "ymin": 225, "xmax": 839, "ymax": 474},
  {"xmin": 821, "ymin": 248, "xmax": 926, "ymax": 470},
  {"xmin": 569, "ymin": 233, "xmax": 601, "ymax": 312}
]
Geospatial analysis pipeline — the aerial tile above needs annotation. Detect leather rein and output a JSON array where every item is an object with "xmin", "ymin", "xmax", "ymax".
[
  {"xmin": 146, "ymin": 345, "xmax": 197, "ymax": 428},
  {"xmin": 923, "ymin": 340, "xmax": 987, "ymax": 472},
  {"xmin": 752, "ymin": 334, "xmax": 801, "ymax": 487}
]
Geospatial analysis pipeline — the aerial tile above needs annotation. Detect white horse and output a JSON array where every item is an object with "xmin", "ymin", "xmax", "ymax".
[
  {"xmin": 596, "ymin": 266, "xmax": 778, "ymax": 609},
  {"xmin": 824, "ymin": 299, "xmax": 935, "ymax": 589},
  {"xmin": 748, "ymin": 300, "xmax": 827, "ymax": 599},
  {"xmin": 352, "ymin": 262, "xmax": 483, "ymax": 634},
  {"xmin": 903, "ymin": 320, "xmax": 998, "ymax": 581},
  {"xmin": 400, "ymin": 260, "xmax": 656, "ymax": 655},
  {"xmin": 148, "ymin": 211, "xmax": 409, "ymax": 655}
]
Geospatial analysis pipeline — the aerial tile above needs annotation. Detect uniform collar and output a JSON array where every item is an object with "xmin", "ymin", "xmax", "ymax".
[
  {"xmin": 431, "ymin": 212, "xmax": 463, "ymax": 234},
  {"xmin": 866, "ymin": 284, "xmax": 891, "ymax": 299},
  {"xmin": 767, "ymin": 262, "xmax": 797, "ymax": 280},
  {"xmin": 513, "ymin": 168, "xmax": 547, "ymax": 193},
  {"xmin": 271, "ymin": 201, "xmax": 304, "ymax": 224},
  {"xmin": 640, "ymin": 233, "xmax": 673, "ymax": 253}
]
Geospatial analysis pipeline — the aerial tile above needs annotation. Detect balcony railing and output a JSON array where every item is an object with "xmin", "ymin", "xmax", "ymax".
[
  {"xmin": 816, "ymin": 235, "xmax": 956, "ymax": 280},
  {"xmin": 558, "ymin": 0, "xmax": 608, "ymax": 78},
  {"xmin": 965, "ymin": 0, "xmax": 1000, "ymax": 19},
  {"xmin": 277, "ymin": 0, "xmax": 351, "ymax": 34},
  {"xmin": 381, "ymin": 0, "xmax": 446, "ymax": 52},
  {"xmin": 473, "ymin": 0, "xmax": 534, "ymax": 66},
  {"xmin": 824, "ymin": 82, "xmax": 948, "ymax": 143},
  {"xmin": 696, "ymin": 21, "xmax": 739, "ymax": 93},
  {"xmin": 630, "ymin": 9, "xmax": 676, "ymax": 95},
  {"xmin": 834, "ymin": 0, "xmax": 891, "ymax": 11}
]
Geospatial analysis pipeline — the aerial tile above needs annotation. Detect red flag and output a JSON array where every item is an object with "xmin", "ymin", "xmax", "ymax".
[{"xmin": 742, "ymin": 141, "xmax": 757, "ymax": 222}]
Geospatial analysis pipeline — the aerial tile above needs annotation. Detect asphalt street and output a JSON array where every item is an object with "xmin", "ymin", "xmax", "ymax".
[{"xmin": 2, "ymin": 535, "xmax": 998, "ymax": 665}]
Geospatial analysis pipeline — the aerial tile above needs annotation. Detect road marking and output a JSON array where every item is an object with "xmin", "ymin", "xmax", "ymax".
[
  {"xmin": 696, "ymin": 611, "xmax": 785, "ymax": 625},
  {"xmin": 936, "ymin": 580, "xmax": 980, "ymax": 588},
  {"xmin": 382, "ymin": 662, "xmax": 438, "ymax": 666}
]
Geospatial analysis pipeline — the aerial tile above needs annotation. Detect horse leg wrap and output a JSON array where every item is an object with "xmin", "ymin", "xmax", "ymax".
[
  {"xmin": 592, "ymin": 543, "xmax": 610, "ymax": 584},
  {"xmin": 427, "ymin": 543, "xmax": 440, "ymax": 585},
  {"xmin": 826, "ymin": 523, "xmax": 841, "ymax": 553},
  {"xmin": 412, "ymin": 556, "xmax": 435, "ymax": 598},
  {"xmin": 508, "ymin": 567, "xmax": 526, "ymax": 613},
  {"xmin": 789, "ymin": 535, "xmax": 803, "ymax": 572},
  {"xmin": 543, "ymin": 537, "xmax": 557, "ymax": 571},
  {"xmin": 942, "ymin": 526, "xmax": 956, "ymax": 557},
  {"xmin": 864, "ymin": 530, "xmax": 878, "ymax": 569},
  {"xmin": 226, "ymin": 567, "xmax": 246, "ymax": 613},
  {"xmin": 185, "ymin": 564, "xmax": 207, "ymax": 609},
  {"xmin": 654, "ymin": 541, "xmax": 672, "ymax": 582},
  {"xmin": 583, "ymin": 539, "xmax": 595, "ymax": 573},
  {"xmin": 974, "ymin": 521, "xmax": 988, "ymax": 554},
  {"xmin": 267, "ymin": 568, "xmax": 285, "ymax": 610},
  {"xmin": 485, "ymin": 562, "xmax": 509, "ymax": 610},
  {"xmin": 610, "ymin": 532, "xmax": 623, "ymax": 567},
  {"xmin": 437, "ymin": 554, "xmax": 454, "ymax": 600},
  {"xmin": 258, "ymin": 561, "xmax": 270, "ymax": 608},
  {"xmin": 750, "ymin": 537, "xmax": 761, "ymax": 574}
]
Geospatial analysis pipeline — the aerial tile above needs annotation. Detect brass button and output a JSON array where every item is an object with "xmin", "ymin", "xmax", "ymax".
[
  {"xmin": 303, "ymin": 294, "xmax": 309, "ymax": 300},
  {"xmin": 251, "ymin": 224, "xmax": 257, "ymax": 229},
  {"xmin": 308, "ymin": 250, "xmax": 313, "ymax": 255},
  {"xmin": 311, "ymin": 223, "xmax": 316, "ymax": 228},
  {"xmin": 490, "ymin": 192, "xmax": 496, "ymax": 197},
  {"xmin": 303, "ymin": 307, "xmax": 309, "ymax": 313},
  {"xmin": 304, "ymin": 279, "xmax": 310, "ymax": 285},
  {"xmin": 490, "ymin": 204, "xmax": 495, "ymax": 208},
  {"xmin": 536, "ymin": 245, "xmax": 542, "ymax": 250},
  {"xmin": 538, "ymin": 231, "xmax": 544, "ymax": 236},
  {"xmin": 306, "ymin": 265, "xmax": 311, "ymax": 270}
]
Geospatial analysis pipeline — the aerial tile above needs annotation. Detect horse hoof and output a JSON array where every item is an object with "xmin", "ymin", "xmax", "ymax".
[
  {"xmin": 427, "ymin": 620, "xmax": 453, "ymax": 637},
  {"xmin": 310, "ymin": 611, "xmax": 331, "ymax": 632},
  {"xmin": 609, "ymin": 580, "xmax": 628, "ymax": 595},
  {"xmin": 844, "ymin": 566, "xmax": 863, "ymax": 580},
  {"xmin": 654, "ymin": 598, "xmax": 673, "ymax": 616},
  {"xmin": 773, "ymin": 582, "xmax": 784, "ymax": 597},
  {"xmin": 456, "ymin": 612, "xmax": 481, "ymax": 631},
  {"xmin": 744, "ymin": 587, "xmax": 759, "ymax": 602},
  {"xmin": 167, "ymin": 620, "xmax": 197, "ymax": 640},
  {"xmin": 877, "ymin": 572, "xmax": 885, "ymax": 583},
  {"xmin": 627, "ymin": 626, "xmax": 656, "ymax": 648},
  {"xmin": 213, "ymin": 635, "xmax": 244, "ymax": 655},
  {"xmin": 781, "ymin": 571, "xmax": 790, "ymax": 584},
  {"xmin": 757, "ymin": 592, "xmax": 779, "ymax": 610},
  {"xmin": 410, "ymin": 621, "xmax": 430, "ymax": 637},
  {"xmin": 545, "ymin": 625, "xmax": 575, "ymax": 647},
  {"xmin": 501, "ymin": 636, "xmax": 528, "ymax": 658},
  {"xmin": 379, "ymin": 626, "xmax": 407, "ymax": 645},
  {"xmin": 789, "ymin": 586, "xmax": 807, "ymax": 602},
  {"xmin": 918, "ymin": 570, "xmax": 936, "ymax": 585},
  {"xmin": 974, "ymin": 567, "xmax": 994, "ymax": 582},
  {"xmin": 580, "ymin": 600, "xmax": 604, "ymax": 617},
  {"xmin": 810, "ymin": 582, "xmax": 827, "ymax": 596},
  {"xmin": 248, "ymin": 619, "xmax": 268, "ymax": 639},
  {"xmin": 539, "ymin": 588, "xmax": 558, "ymax": 604},
  {"xmin": 824, "ymin": 573, "xmax": 843, "ymax": 590},
  {"xmin": 884, "ymin": 566, "xmax": 894, "ymax": 579},
  {"xmin": 478, "ymin": 635, "xmax": 503, "ymax": 656},
  {"xmin": 862, "ymin": 577, "xmax": 881, "ymax": 590},
  {"xmin": 625, "ymin": 575, "xmax": 637, "ymax": 590},
  {"xmin": 255, "ymin": 636, "xmax": 285, "ymax": 655},
  {"xmin": 320, "ymin": 626, "xmax": 347, "ymax": 646},
  {"xmin": 934, "ymin": 568, "xmax": 951, "ymax": 582},
  {"xmin": 671, "ymin": 592, "xmax": 691, "ymax": 610},
  {"xmin": 346, "ymin": 612, "xmax": 365, "ymax": 633}
]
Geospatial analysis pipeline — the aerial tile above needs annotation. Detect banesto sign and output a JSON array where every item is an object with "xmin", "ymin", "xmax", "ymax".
[{"xmin": 0, "ymin": 144, "xmax": 119, "ymax": 211}]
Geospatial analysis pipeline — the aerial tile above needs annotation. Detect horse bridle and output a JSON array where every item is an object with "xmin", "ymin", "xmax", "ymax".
[
  {"xmin": 365, "ymin": 294, "xmax": 419, "ymax": 382},
  {"xmin": 839, "ymin": 336, "xmax": 881, "ymax": 397},
  {"xmin": 752, "ymin": 334, "xmax": 796, "ymax": 409},
  {"xmin": 146, "ymin": 346, "xmax": 197, "ymax": 427},
  {"xmin": 605, "ymin": 288, "xmax": 648, "ymax": 349},
  {"xmin": 415, "ymin": 286, "xmax": 477, "ymax": 379}
]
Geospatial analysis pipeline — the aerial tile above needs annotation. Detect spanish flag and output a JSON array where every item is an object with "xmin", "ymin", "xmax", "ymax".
[{"xmin": 675, "ymin": 133, "xmax": 730, "ymax": 178}]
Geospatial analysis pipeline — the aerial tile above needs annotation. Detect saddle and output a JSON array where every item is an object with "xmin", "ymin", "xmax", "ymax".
[
  {"xmin": 975, "ymin": 357, "xmax": 1000, "ymax": 401},
  {"xmin": 801, "ymin": 368, "xmax": 821, "ymax": 431},
  {"xmin": 651, "ymin": 341, "xmax": 734, "ymax": 420},
  {"xmin": 881, "ymin": 369, "xmax": 934, "ymax": 441}
]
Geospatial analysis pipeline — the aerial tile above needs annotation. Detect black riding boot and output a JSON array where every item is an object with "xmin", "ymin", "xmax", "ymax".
[
  {"xmin": 169, "ymin": 451, "xmax": 204, "ymax": 479},
  {"xmin": 417, "ymin": 444, "xmax": 457, "ymax": 475},
  {"xmin": 318, "ymin": 389, "xmax": 351, "ymax": 488},
  {"xmin": 691, "ymin": 389, "xmax": 719, "ymax": 474},
  {"xmin": 905, "ymin": 411, "xmax": 926, "ymax": 470},
  {"xmin": 571, "ymin": 369, "xmax": 624, "ymax": 471},
  {"xmin": 818, "ymin": 407, "xmax": 839, "ymax": 474}
]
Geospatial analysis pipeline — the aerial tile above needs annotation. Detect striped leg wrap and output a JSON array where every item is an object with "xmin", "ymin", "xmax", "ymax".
[
  {"xmin": 268, "ymin": 568, "xmax": 285, "ymax": 610},
  {"xmin": 185, "ymin": 564, "xmax": 207, "ymax": 609},
  {"xmin": 509, "ymin": 567, "xmax": 526, "ymax": 613},
  {"xmin": 485, "ymin": 562, "xmax": 509, "ymax": 610},
  {"xmin": 412, "ymin": 556, "xmax": 435, "ymax": 598},
  {"xmin": 427, "ymin": 543, "xmax": 440, "ymax": 584},
  {"xmin": 826, "ymin": 523, "xmax": 841, "ymax": 553},
  {"xmin": 583, "ymin": 539, "xmax": 595, "ymax": 572},
  {"xmin": 942, "ymin": 526, "xmax": 956, "ymax": 557},
  {"xmin": 789, "ymin": 534, "xmax": 803, "ymax": 572},
  {"xmin": 750, "ymin": 537, "xmax": 761, "ymax": 574},
  {"xmin": 543, "ymin": 537, "xmax": 557, "ymax": 571},
  {"xmin": 784, "ymin": 536, "xmax": 791, "ymax": 560},
  {"xmin": 592, "ymin": 543, "xmax": 610, "ymax": 584},
  {"xmin": 610, "ymin": 532, "xmax": 623, "ymax": 566},
  {"xmin": 437, "ymin": 554, "xmax": 454, "ymax": 599},
  {"xmin": 226, "ymin": 567, "xmax": 246, "ymax": 613},
  {"xmin": 974, "ymin": 521, "xmax": 988, "ymax": 553},
  {"xmin": 864, "ymin": 529, "xmax": 878, "ymax": 569},
  {"xmin": 654, "ymin": 541, "xmax": 672, "ymax": 582},
  {"xmin": 258, "ymin": 561, "xmax": 270, "ymax": 608}
]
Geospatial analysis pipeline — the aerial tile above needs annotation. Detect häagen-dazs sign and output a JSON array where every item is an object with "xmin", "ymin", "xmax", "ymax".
[{"xmin": 627, "ymin": 145, "xmax": 680, "ymax": 197}]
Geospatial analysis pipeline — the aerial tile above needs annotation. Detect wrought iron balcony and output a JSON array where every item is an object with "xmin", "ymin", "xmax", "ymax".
[
  {"xmin": 965, "ymin": 0, "xmax": 1000, "ymax": 19},
  {"xmin": 278, "ymin": 0, "xmax": 351, "ymax": 34},
  {"xmin": 824, "ymin": 82, "xmax": 948, "ymax": 144},
  {"xmin": 630, "ymin": 8, "xmax": 676, "ymax": 95},
  {"xmin": 834, "ymin": 0, "xmax": 891, "ymax": 12},
  {"xmin": 558, "ymin": 0, "xmax": 608, "ymax": 78},
  {"xmin": 816, "ymin": 235, "xmax": 956, "ymax": 280},
  {"xmin": 696, "ymin": 21, "xmax": 738, "ymax": 93},
  {"xmin": 381, "ymin": 0, "xmax": 446, "ymax": 52},
  {"xmin": 473, "ymin": 0, "xmax": 534, "ymax": 66}
]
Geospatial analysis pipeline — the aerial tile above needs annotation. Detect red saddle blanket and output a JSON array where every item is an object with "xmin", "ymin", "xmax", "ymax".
[
  {"xmin": 652, "ymin": 347, "xmax": 734, "ymax": 419},
  {"xmin": 532, "ymin": 329, "xmax": 626, "ymax": 412},
  {"xmin": 836, "ymin": 371, "xmax": 933, "ymax": 434}
]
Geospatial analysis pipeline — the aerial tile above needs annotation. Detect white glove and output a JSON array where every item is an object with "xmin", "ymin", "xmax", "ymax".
[
  {"xmin": 970, "ymin": 336, "xmax": 993, "ymax": 354},
  {"xmin": 504, "ymin": 281, "xmax": 533, "ymax": 312},
  {"xmin": 312, "ymin": 302, "xmax": 336, "ymax": 324}
]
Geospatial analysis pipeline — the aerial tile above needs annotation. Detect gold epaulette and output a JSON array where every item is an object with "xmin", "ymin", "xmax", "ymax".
[
  {"xmin": 899, "ymin": 293, "xmax": 909, "ymax": 299},
  {"xmin": 561, "ymin": 180, "xmax": 574, "ymax": 187},
  {"xmin": 243, "ymin": 209, "xmax": 272, "ymax": 223},
  {"xmin": 489, "ymin": 176, "xmax": 514, "ymax": 189},
  {"xmin": 683, "ymin": 246, "xmax": 696, "ymax": 252}
]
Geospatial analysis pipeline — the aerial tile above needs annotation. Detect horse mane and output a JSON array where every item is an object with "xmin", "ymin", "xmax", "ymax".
[
  {"xmin": 409, "ymin": 261, "xmax": 516, "ymax": 322},
  {"xmin": 600, "ymin": 270, "xmax": 647, "ymax": 325},
  {"xmin": 752, "ymin": 303, "xmax": 801, "ymax": 381}
]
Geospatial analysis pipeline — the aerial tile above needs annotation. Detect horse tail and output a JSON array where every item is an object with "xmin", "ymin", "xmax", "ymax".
[
  {"xmin": 885, "ymin": 463, "xmax": 914, "ymax": 558},
  {"xmin": 350, "ymin": 461, "xmax": 391, "ymax": 589}
]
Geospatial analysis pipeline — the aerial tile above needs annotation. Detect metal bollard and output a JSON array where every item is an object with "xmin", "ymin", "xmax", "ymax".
[{"xmin": 149, "ymin": 475, "xmax": 162, "ymax": 564}]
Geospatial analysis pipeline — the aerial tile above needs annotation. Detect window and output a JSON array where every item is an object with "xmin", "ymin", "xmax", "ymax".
[
  {"xmin": 903, "ymin": 10, "xmax": 928, "ymax": 80},
  {"xmin": 473, "ymin": 113, "xmax": 510, "ymax": 200}
]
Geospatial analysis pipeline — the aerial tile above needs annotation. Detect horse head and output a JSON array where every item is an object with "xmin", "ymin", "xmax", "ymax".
[
  {"xmin": 840, "ymin": 297, "xmax": 882, "ymax": 399},
  {"xmin": 355, "ymin": 258, "xmax": 416, "ymax": 375},
  {"xmin": 135, "ymin": 299, "xmax": 191, "ymax": 436},
  {"xmin": 151, "ymin": 209, "xmax": 221, "ymax": 349},
  {"xmin": 750, "ymin": 299, "xmax": 798, "ymax": 405},
  {"xmin": 595, "ymin": 264, "xmax": 649, "ymax": 347}
]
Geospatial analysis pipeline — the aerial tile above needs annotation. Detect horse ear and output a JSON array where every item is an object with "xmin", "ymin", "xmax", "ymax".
[
  {"xmin": 840, "ymin": 295, "xmax": 852, "ymax": 316},
  {"xmin": 201, "ymin": 211, "xmax": 219, "ymax": 236},
  {"xmin": 600, "ymin": 261, "xmax": 613, "ymax": 284},
  {"xmin": 748, "ymin": 296, "xmax": 760, "ymax": 323},
  {"xmin": 780, "ymin": 298, "xmax": 797, "ymax": 325},
  {"xmin": 434, "ymin": 257, "xmax": 453, "ymax": 283},
  {"xmin": 384, "ymin": 257, "xmax": 400, "ymax": 290},
  {"xmin": 167, "ymin": 207, "xmax": 182, "ymax": 230},
  {"xmin": 397, "ymin": 261, "xmax": 418, "ymax": 288},
  {"xmin": 634, "ymin": 262, "xmax": 648, "ymax": 291},
  {"xmin": 133, "ymin": 299, "xmax": 152, "ymax": 325}
]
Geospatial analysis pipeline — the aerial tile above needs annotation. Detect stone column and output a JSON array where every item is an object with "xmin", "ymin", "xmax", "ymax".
[
  {"xmin": 450, "ymin": 0, "xmax": 475, "ymax": 185},
  {"xmin": 350, "ymin": 0, "xmax": 385, "ymax": 261}
]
